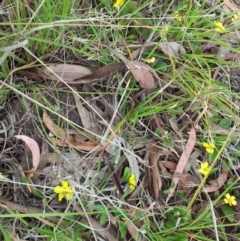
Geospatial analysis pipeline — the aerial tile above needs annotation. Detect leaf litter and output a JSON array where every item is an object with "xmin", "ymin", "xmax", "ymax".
[{"xmin": 2, "ymin": 3, "xmax": 240, "ymax": 240}]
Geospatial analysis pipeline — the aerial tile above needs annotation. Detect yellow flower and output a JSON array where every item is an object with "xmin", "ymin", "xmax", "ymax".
[
  {"xmin": 113, "ymin": 0, "xmax": 124, "ymax": 8},
  {"xmin": 203, "ymin": 142, "xmax": 215, "ymax": 154},
  {"xmin": 54, "ymin": 180, "xmax": 74, "ymax": 201},
  {"xmin": 214, "ymin": 21, "xmax": 226, "ymax": 33},
  {"xmin": 146, "ymin": 57, "xmax": 156, "ymax": 63},
  {"xmin": 128, "ymin": 173, "xmax": 136, "ymax": 190},
  {"xmin": 174, "ymin": 11, "xmax": 182, "ymax": 22},
  {"xmin": 160, "ymin": 27, "xmax": 169, "ymax": 35},
  {"xmin": 224, "ymin": 193, "xmax": 237, "ymax": 206},
  {"xmin": 232, "ymin": 14, "xmax": 239, "ymax": 22},
  {"xmin": 198, "ymin": 162, "xmax": 211, "ymax": 176}
]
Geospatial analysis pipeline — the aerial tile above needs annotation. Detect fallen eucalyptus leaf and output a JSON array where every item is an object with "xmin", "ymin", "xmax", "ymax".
[
  {"xmin": 127, "ymin": 60, "xmax": 155, "ymax": 89},
  {"xmin": 72, "ymin": 62, "xmax": 126, "ymax": 83},
  {"xmin": 160, "ymin": 42, "xmax": 186, "ymax": 58},
  {"xmin": 45, "ymin": 64, "xmax": 92, "ymax": 82}
]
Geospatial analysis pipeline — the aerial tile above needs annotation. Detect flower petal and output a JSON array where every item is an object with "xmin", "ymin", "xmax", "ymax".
[
  {"xmin": 62, "ymin": 180, "xmax": 70, "ymax": 189},
  {"xmin": 58, "ymin": 193, "xmax": 64, "ymax": 201},
  {"xmin": 66, "ymin": 192, "xmax": 73, "ymax": 200},
  {"xmin": 54, "ymin": 186, "xmax": 64, "ymax": 194}
]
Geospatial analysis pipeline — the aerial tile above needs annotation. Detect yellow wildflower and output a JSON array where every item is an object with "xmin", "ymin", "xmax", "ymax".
[
  {"xmin": 128, "ymin": 173, "xmax": 136, "ymax": 190},
  {"xmin": 160, "ymin": 27, "xmax": 169, "ymax": 35},
  {"xmin": 203, "ymin": 142, "xmax": 215, "ymax": 154},
  {"xmin": 174, "ymin": 11, "xmax": 182, "ymax": 22},
  {"xmin": 232, "ymin": 14, "xmax": 239, "ymax": 22},
  {"xmin": 146, "ymin": 57, "xmax": 156, "ymax": 63},
  {"xmin": 54, "ymin": 180, "xmax": 74, "ymax": 201},
  {"xmin": 214, "ymin": 21, "xmax": 226, "ymax": 33},
  {"xmin": 224, "ymin": 193, "xmax": 237, "ymax": 206},
  {"xmin": 113, "ymin": 0, "xmax": 124, "ymax": 8},
  {"xmin": 198, "ymin": 162, "xmax": 211, "ymax": 176}
]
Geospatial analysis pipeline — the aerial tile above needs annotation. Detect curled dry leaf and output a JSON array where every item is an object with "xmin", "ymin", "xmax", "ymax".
[
  {"xmin": 31, "ymin": 140, "xmax": 49, "ymax": 181},
  {"xmin": 72, "ymin": 62, "xmax": 126, "ymax": 83},
  {"xmin": 43, "ymin": 111, "xmax": 75, "ymax": 144},
  {"xmin": 15, "ymin": 135, "xmax": 40, "ymax": 176},
  {"xmin": 166, "ymin": 127, "xmax": 196, "ymax": 203},
  {"xmin": 127, "ymin": 60, "xmax": 155, "ymax": 89},
  {"xmin": 159, "ymin": 42, "xmax": 186, "ymax": 58},
  {"xmin": 222, "ymin": 52, "xmax": 240, "ymax": 62},
  {"xmin": 45, "ymin": 64, "xmax": 92, "ymax": 82},
  {"xmin": 43, "ymin": 112, "xmax": 103, "ymax": 152},
  {"xmin": 203, "ymin": 167, "xmax": 228, "ymax": 193},
  {"xmin": 149, "ymin": 144, "xmax": 162, "ymax": 200},
  {"xmin": 161, "ymin": 160, "xmax": 192, "ymax": 195},
  {"xmin": 221, "ymin": 31, "xmax": 240, "ymax": 44}
]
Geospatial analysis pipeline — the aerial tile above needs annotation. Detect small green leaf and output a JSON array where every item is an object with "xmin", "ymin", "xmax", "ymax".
[
  {"xmin": 100, "ymin": 212, "xmax": 108, "ymax": 225},
  {"xmin": 211, "ymin": 115, "xmax": 222, "ymax": 122},
  {"xmin": 33, "ymin": 189, "xmax": 45, "ymax": 199},
  {"xmin": 119, "ymin": 221, "xmax": 127, "ymax": 238},
  {"xmin": 122, "ymin": 1, "xmax": 138, "ymax": 13},
  {"xmin": 218, "ymin": 119, "xmax": 232, "ymax": 129},
  {"xmin": 170, "ymin": 181, "xmax": 176, "ymax": 189},
  {"xmin": 136, "ymin": 232, "xmax": 142, "ymax": 241},
  {"xmin": 163, "ymin": 188, "xmax": 170, "ymax": 194},
  {"xmin": 93, "ymin": 205, "xmax": 106, "ymax": 212},
  {"xmin": 0, "ymin": 228, "xmax": 11, "ymax": 241},
  {"xmin": 123, "ymin": 167, "xmax": 131, "ymax": 182},
  {"xmin": 221, "ymin": 204, "xmax": 235, "ymax": 222},
  {"xmin": 176, "ymin": 192, "xmax": 187, "ymax": 202},
  {"xmin": 233, "ymin": 233, "xmax": 240, "ymax": 238},
  {"xmin": 154, "ymin": 61, "xmax": 168, "ymax": 72},
  {"xmin": 100, "ymin": 0, "xmax": 111, "ymax": 10},
  {"xmin": 21, "ymin": 176, "xmax": 30, "ymax": 184},
  {"xmin": 174, "ymin": 231, "xmax": 188, "ymax": 241},
  {"xmin": 154, "ymin": 128, "xmax": 161, "ymax": 138},
  {"xmin": 209, "ymin": 149, "xmax": 218, "ymax": 162},
  {"xmin": 42, "ymin": 198, "xmax": 47, "ymax": 206},
  {"xmin": 166, "ymin": 236, "xmax": 177, "ymax": 241},
  {"xmin": 72, "ymin": 230, "xmax": 81, "ymax": 241},
  {"xmin": 163, "ymin": 138, "xmax": 174, "ymax": 147}
]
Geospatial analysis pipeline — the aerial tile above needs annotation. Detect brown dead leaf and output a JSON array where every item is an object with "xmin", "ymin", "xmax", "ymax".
[
  {"xmin": 45, "ymin": 64, "xmax": 92, "ymax": 82},
  {"xmin": 162, "ymin": 160, "xmax": 177, "ymax": 170},
  {"xmin": 16, "ymin": 69, "xmax": 44, "ymax": 81},
  {"xmin": 49, "ymin": 137, "xmax": 103, "ymax": 152},
  {"xmin": 15, "ymin": 135, "xmax": 40, "ymax": 178},
  {"xmin": 72, "ymin": 89, "xmax": 102, "ymax": 139},
  {"xmin": 43, "ymin": 111, "xmax": 75, "ymax": 144},
  {"xmin": 127, "ymin": 60, "xmax": 155, "ymax": 89},
  {"xmin": 203, "ymin": 166, "xmax": 228, "ymax": 193},
  {"xmin": 223, "ymin": 1, "xmax": 239, "ymax": 11},
  {"xmin": 159, "ymin": 42, "xmax": 186, "ymax": 58},
  {"xmin": 149, "ymin": 144, "xmax": 162, "ymax": 200},
  {"xmin": 192, "ymin": 201, "xmax": 209, "ymax": 216},
  {"xmin": 166, "ymin": 127, "xmax": 196, "ymax": 203},
  {"xmin": 74, "ymin": 97, "xmax": 92, "ymax": 130},
  {"xmin": 179, "ymin": 173, "xmax": 191, "ymax": 196},
  {"xmin": 74, "ymin": 141, "xmax": 104, "ymax": 152},
  {"xmin": 161, "ymin": 161, "xmax": 195, "ymax": 195},
  {"xmin": 72, "ymin": 62, "xmax": 126, "ymax": 83},
  {"xmin": 31, "ymin": 140, "xmax": 49, "ymax": 181},
  {"xmin": 221, "ymin": 31, "xmax": 240, "ymax": 44},
  {"xmin": 43, "ymin": 112, "xmax": 103, "ymax": 152},
  {"xmin": 125, "ymin": 219, "xmax": 143, "ymax": 241},
  {"xmin": 222, "ymin": 52, "xmax": 240, "ymax": 62}
]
